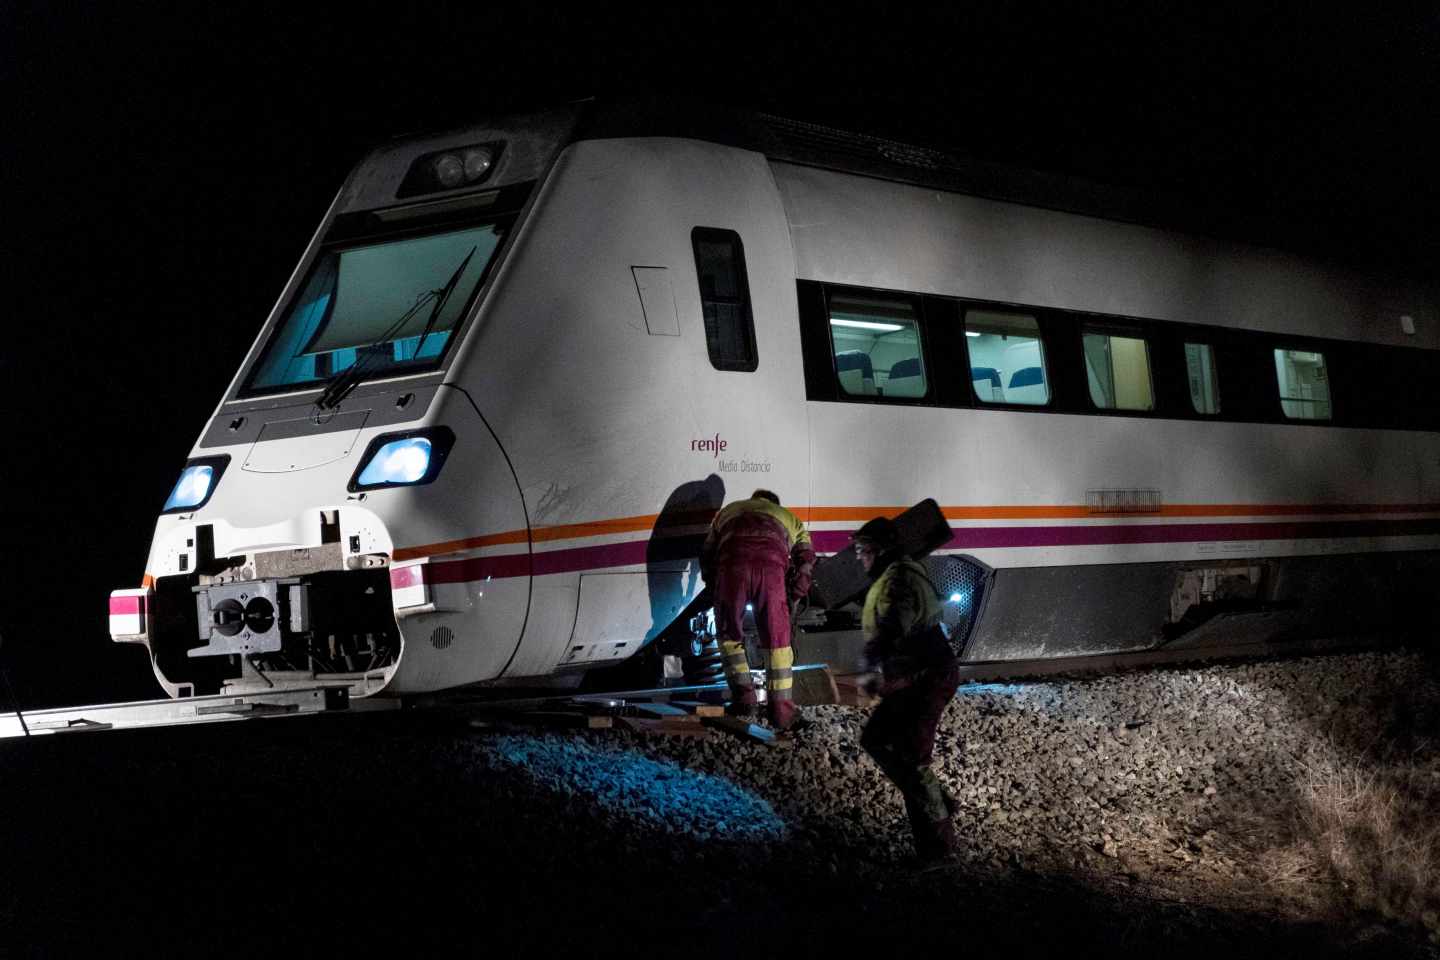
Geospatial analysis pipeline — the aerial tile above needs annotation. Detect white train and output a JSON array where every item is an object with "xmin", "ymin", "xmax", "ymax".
[{"xmin": 109, "ymin": 101, "xmax": 1440, "ymax": 700}]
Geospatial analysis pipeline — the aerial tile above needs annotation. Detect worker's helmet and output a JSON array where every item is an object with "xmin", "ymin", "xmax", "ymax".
[{"xmin": 852, "ymin": 516, "xmax": 899, "ymax": 552}]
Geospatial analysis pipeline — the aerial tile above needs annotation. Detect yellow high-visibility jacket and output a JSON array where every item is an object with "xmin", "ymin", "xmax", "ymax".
[
  {"xmin": 862, "ymin": 557, "xmax": 946, "ymax": 672},
  {"xmin": 700, "ymin": 498, "xmax": 815, "ymax": 598}
]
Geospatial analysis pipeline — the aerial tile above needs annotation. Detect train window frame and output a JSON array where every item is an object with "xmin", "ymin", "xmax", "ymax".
[
  {"xmin": 1183, "ymin": 341, "xmax": 1222, "ymax": 415},
  {"xmin": 1081, "ymin": 325, "xmax": 1156, "ymax": 412},
  {"xmin": 824, "ymin": 287, "xmax": 932, "ymax": 403},
  {"xmin": 237, "ymin": 214, "xmax": 514, "ymax": 400},
  {"xmin": 964, "ymin": 308, "xmax": 1052, "ymax": 407},
  {"xmin": 795, "ymin": 279, "xmax": 1432, "ymax": 431},
  {"xmin": 1273, "ymin": 347, "xmax": 1333, "ymax": 421},
  {"xmin": 691, "ymin": 227, "xmax": 758, "ymax": 373}
]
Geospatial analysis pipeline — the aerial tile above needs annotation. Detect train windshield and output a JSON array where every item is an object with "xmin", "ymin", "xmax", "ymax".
[{"xmin": 243, "ymin": 222, "xmax": 505, "ymax": 394}]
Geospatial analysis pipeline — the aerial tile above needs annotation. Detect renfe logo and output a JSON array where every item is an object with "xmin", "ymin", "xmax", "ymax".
[{"xmin": 691, "ymin": 434, "xmax": 728, "ymax": 457}]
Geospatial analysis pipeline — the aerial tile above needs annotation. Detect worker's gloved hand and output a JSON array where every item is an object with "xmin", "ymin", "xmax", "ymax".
[
  {"xmin": 872, "ymin": 656, "xmax": 923, "ymax": 697},
  {"xmin": 787, "ymin": 543, "xmax": 815, "ymax": 602},
  {"xmin": 856, "ymin": 672, "xmax": 883, "ymax": 699}
]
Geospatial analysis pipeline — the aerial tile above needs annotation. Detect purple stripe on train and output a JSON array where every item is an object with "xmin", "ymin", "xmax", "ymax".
[
  {"xmin": 810, "ymin": 517, "xmax": 1440, "ymax": 553},
  {"xmin": 417, "ymin": 518, "xmax": 1440, "ymax": 584}
]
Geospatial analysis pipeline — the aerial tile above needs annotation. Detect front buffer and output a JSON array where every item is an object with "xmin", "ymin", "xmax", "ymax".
[
  {"xmin": 110, "ymin": 399, "xmax": 533, "ymax": 699},
  {"xmin": 111, "ymin": 506, "xmax": 406, "ymax": 699}
]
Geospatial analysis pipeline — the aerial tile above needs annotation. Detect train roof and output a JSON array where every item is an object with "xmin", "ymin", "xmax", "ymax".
[
  {"xmin": 352, "ymin": 97, "xmax": 1425, "ymax": 280},
  {"xmin": 564, "ymin": 98, "xmax": 1382, "ymax": 271}
]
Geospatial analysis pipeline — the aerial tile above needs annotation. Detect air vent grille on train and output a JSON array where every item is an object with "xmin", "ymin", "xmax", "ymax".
[
  {"xmin": 759, "ymin": 113, "xmax": 959, "ymax": 174},
  {"xmin": 754, "ymin": 112, "xmax": 1162, "ymax": 235},
  {"xmin": 923, "ymin": 554, "xmax": 989, "ymax": 653}
]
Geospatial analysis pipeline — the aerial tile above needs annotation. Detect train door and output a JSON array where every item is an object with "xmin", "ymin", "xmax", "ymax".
[
  {"xmin": 681, "ymin": 225, "xmax": 810, "ymax": 513},
  {"xmin": 478, "ymin": 138, "xmax": 811, "ymax": 678},
  {"xmin": 633, "ymin": 162, "xmax": 812, "ymax": 648}
]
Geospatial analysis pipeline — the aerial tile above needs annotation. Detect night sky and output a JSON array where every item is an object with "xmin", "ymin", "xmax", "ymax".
[{"xmin": 4, "ymin": 5, "xmax": 1438, "ymax": 708}]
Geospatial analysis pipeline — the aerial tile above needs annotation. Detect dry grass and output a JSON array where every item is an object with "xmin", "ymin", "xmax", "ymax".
[
  {"xmin": 1294, "ymin": 750, "xmax": 1440, "ymax": 941},
  {"xmin": 1230, "ymin": 656, "xmax": 1440, "ymax": 943},
  {"xmin": 1254, "ymin": 843, "xmax": 1321, "ymax": 890}
]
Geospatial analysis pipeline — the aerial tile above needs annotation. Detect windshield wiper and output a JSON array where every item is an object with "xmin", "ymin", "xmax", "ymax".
[
  {"xmin": 314, "ymin": 291, "xmax": 435, "ymax": 410},
  {"xmin": 314, "ymin": 246, "xmax": 476, "ymax": 411},
  {"xmin": 413, "ymin": 246, "xmax": 476, "ymax": 359}
]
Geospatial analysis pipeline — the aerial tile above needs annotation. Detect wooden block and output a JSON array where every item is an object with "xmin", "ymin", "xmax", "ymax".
[
  {"xmin": 811, "ymin": 498, "xmax": 954, "ymax": 608},
  {"xmin": 515, "ymin": 711, "xmax": 613, "ymax": 729},
  {"xmin": 834, "ymin": 677, "xmax": 879, "ymax": 708},
  {"xmin": 671, "ymin": 700, "xmax": 726, "ymax": 717},
  {"xmin": 618, "ymin": 716, "xmax": 712, "ymax": 737},
  {"xmin": 893, "ymin": 497, "xmax": 954, "ymax": 561},
  {"xmin": 792, "ymin": 666, "xmax": 840, "ymax": 706}
]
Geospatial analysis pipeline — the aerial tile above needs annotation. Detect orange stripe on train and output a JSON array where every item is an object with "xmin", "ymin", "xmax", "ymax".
[{"xmin": 390, "ymin": 502, "xmax": 1440, "ymax": 561}]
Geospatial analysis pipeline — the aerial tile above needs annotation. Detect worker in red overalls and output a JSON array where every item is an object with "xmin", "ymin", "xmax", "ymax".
[{"xmin": 699, "ymin": 490, "xmax": 815, "ymax": 730}]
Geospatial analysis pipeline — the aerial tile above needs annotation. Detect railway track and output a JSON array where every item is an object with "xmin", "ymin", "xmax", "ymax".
[{"xmin": 1, "ymin": 629, "xmax": 1396, "ymax": 741}]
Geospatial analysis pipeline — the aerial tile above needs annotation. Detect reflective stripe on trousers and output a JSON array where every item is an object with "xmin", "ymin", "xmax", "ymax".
[
  {"xmin": 765, "ymin": 645, "xmax": 794, "ymax": 703},
  {"xmin": 720, "ymin": 639, "xmax": 754, "ymax": 692}
]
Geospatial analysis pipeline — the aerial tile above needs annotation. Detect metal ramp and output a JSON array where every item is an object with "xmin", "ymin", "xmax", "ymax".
[{"xmin": 0, "ymin": 686, "xmax": 364, "ymax": 739}]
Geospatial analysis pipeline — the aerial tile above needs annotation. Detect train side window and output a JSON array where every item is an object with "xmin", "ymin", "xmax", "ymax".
[
  {"xmin": 1082, "ymin": 328, "xmax": 1154, "ymax": 411},
  {"xmin": 691, "ymin": 228, "xmax": 757, "ymax": 372},
  {"xmin": 966, "ymin": 309, "xmax": 1049, "ymax": 405},
  {"xmin": 826, "ymin": 290, "xmax": 927, "ymax": 399},
  {"xmin": 1274, "ymin": 348, "xmax": 1332, "ymax": 419},
  {"xmin": 1184, "ymin": 342, "xmax": 1221, "ymax": 414}
]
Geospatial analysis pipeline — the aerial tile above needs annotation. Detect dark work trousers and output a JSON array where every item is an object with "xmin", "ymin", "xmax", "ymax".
[
  {"xmin": 714, "ymin": 536, "xmax": 792, "ymax": 654},
  {"xmin": 714, "ymin": 535, "xmax": 795, "ymax": 723},
  {"xmin": 861, "ymin": 660, "xmax": 963, "ymax": 859}
]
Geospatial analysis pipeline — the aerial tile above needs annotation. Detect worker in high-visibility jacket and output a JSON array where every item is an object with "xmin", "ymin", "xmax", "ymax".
[
  {"xmin": 853, "ymin": 515, "xmax": 962, "ymax": 863},
  {"xmin": 699, "ymin": 490, "xmax": 815, "ymax": 730}
]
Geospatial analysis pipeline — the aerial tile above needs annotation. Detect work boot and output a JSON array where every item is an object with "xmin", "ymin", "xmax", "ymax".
[
  {"xmin": 767, "ymin": 698, "xmax": 808, "ymax": 733},
  {"xmin": 764, "ymin": 646, "xmax": 801, "ymax": 730},
  {"xmin": 914, "ymin": 817, "xmax": 958, "ymax": 865},
  {"xmin": 725, "ymin": 690, "xmax": 758, "ymax": 720},
  {"xmin": 719, "ymin": 639, "xmax": 756, "ymax": 718}
]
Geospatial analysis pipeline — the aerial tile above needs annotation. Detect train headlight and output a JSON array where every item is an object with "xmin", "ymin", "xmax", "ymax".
[
  {"xmin": 349, "ymin": 427, "xmax": 455, "ymax": 492},
  {"xmin": 161, "ymin": 455, "xmax": 230, "ymax": 514},
  {"xmin": 362, "ymin": 438, "xmax": 431, "ymax": 484},
  {"xmin": 462, "ymin": 147, "xmax": 493, "ymax": 181},
  {"xmin": 433, "ymin": 153, "xmax": 465, "ymax": 189},
  {"xmin": 398, "ymin": 142, "xmax": 503, "ymax": 198}
]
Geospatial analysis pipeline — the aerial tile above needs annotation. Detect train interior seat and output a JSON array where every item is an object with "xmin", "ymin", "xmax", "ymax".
[
  {"xmin": 836, "ymin": 350, "xmax": 876, "ymax": 395},
  {"xmin": 393, "ymin": 331, "xmax": 450, "ymax": 361},
  {"xmin": 1084, "ymin": 351, "xmax": 1107, "ymax": 406},
  {"xmin": 885, "ymin": 357, "xmax": 926, "ymax": 398},
  {"xmin": 1007, "ymin": 366, "xmax": 1047, "ymax": 404},
  {"xmin": 971, "ymin": 366, "xmax": 1004, "ymax": 402}
]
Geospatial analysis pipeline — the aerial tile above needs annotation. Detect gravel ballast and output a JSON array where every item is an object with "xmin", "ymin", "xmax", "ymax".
[
  {"xmin": 3, "ymin": 649, "xmax": 1436, "ymax": 957},
  {"xmin": 636, "ymin": 651, "xmax": 1440, "ymax": 883}
]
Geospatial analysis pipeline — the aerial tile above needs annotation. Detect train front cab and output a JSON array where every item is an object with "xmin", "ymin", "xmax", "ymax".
[
  {"xmin": 104, "ymin": 114, "xmax": 586, "ymax": 699},
  {"xmin": 108, "ymin": 110, "xmax": 808, "ymax": 702},
  {"xmin": 109, "ymin": 380, "xmax": 533, "ymax": 700}
]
